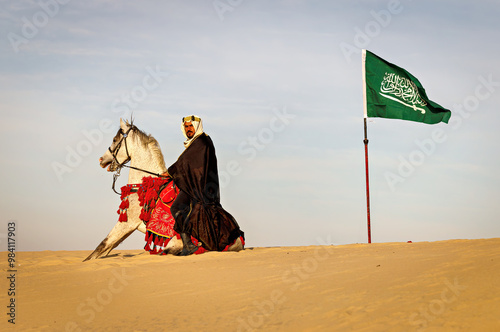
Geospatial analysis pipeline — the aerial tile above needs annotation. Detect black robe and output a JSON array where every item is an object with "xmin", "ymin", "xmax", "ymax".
[{"xmin": 167, "ymin": 133, "xmax": 244, "ymax": 251}]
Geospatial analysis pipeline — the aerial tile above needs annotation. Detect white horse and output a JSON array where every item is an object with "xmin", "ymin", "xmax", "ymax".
[{"xmin": 83, "ymin": 119, "xmax": 243, "ymax": 261}]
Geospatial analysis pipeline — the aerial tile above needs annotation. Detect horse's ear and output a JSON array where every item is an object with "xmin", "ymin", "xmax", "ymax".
[{"xmin": 120, "ymin": 118, "xmax": 129, "ymax": 131}]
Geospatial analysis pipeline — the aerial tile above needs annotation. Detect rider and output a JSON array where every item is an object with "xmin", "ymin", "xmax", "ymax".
[{"xmin": 164, "ymin": 115, "xmax": 244, "ymax": 255}]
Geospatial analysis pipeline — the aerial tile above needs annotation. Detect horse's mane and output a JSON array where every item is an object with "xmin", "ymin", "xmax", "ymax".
[{"xmin": 126, "ymin": 120, "xmax": 167, "ymax": 171}]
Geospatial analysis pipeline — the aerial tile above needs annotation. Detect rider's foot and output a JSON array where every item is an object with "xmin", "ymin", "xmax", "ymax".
[
  {"xmin": 176, "ymin": 244, "xmax": 199, "ymax": 256},
  {"xmin": 176, "ymin": 233, "xmax": 199, "ymax": 256}
]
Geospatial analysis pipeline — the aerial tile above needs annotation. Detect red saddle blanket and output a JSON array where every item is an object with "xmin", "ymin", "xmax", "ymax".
[
  {"xmin": 120, "ymin": 176, "xmax": 243, "ymax": 255},
  {"xmin": 138, "ymin": 178, "xmax": 177, "ymax": 254},
  {"xmin": 137, "ymin": 177, "xmax": 207, "ymax": 255},
  {"xmin": 145, "ymin": 179, "xmax": 178, "ymax": 239}
]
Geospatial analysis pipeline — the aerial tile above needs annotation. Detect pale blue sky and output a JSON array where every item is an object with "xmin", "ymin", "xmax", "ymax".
[{"xmin": 1, "ymin": 0, "xmax": 499, "ymax": 251}]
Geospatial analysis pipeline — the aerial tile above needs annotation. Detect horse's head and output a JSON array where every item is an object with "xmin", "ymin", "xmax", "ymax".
[{"xmin": 99, "ymin": 119, "xmax": 134, "ymax": 172}]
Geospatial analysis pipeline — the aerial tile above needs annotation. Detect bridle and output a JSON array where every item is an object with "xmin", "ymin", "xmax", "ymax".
[
  {"xmin": 108, "ymin": 126, "xmax": 168, "ymax": 194},
  {"xmin": 108, "ymin": 127, "xmax": 133, "ymax": 171}
]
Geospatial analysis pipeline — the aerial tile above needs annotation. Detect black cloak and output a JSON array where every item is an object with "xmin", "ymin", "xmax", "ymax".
[{"xmin": 167, "ymin": 133, "xmax": 244, "ymax": 251}]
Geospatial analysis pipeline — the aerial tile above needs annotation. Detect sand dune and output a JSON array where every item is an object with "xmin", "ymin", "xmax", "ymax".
[{"xmin": 1, "ymin": 238, "xmax": 499, "ymax": 331}]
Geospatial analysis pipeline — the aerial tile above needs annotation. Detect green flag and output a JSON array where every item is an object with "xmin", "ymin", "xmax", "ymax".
[{"xmin": 362, "ymin": 49, "xmax": 451, "ymax": 124}]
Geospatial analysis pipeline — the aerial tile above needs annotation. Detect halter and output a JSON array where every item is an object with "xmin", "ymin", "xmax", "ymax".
[
  {"xmin": 109, "ymin": 127, "xmax": 133, "ymax": 169},
  {"xmin": 108, "ymin": 126, "xmax": 168, "ymax": 194}
]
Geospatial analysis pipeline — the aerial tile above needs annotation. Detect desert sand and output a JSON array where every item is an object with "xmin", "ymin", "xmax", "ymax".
[{"xmin": 1, "ymin": 238, "xmax": 499, "ymax": 331}]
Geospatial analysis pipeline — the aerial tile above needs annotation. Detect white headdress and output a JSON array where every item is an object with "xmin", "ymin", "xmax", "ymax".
[{"xmin": 181, "ymin": 115, "xmax": 204, "ymax": 148}]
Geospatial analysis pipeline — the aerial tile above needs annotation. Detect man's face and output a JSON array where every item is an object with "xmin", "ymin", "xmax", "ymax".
[{"xmin": 184, "ymin": 121, "xmax": 195, "ymax": 139}]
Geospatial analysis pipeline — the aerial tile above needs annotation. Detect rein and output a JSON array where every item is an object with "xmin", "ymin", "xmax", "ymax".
[{"xmin": 108, "ymin": 126, "xmax": 168, "ymax": 195}]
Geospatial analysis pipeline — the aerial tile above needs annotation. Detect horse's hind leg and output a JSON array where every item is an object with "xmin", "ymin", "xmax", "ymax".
[
  {"xmin": 228, "ymin": 237, "xmax": 244, "ymax": 252},
  {"xmin": 83, "ymin": 220, "xmax": 138, "ymax": 261}
]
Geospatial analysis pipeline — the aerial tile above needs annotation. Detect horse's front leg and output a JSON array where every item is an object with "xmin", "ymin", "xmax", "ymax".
[{"xmin": 83, "ymin": 195, "xmax": 142, "ymax": 261}]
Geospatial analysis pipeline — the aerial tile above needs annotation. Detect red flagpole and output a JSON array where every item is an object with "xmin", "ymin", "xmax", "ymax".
[
  {"xmin": 363, "ymin": 117, "xmax": 372, "ymax": 243},
  {"xmin": 362, "ymin": 49, "xmax": 372, "ymax": 244}
]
